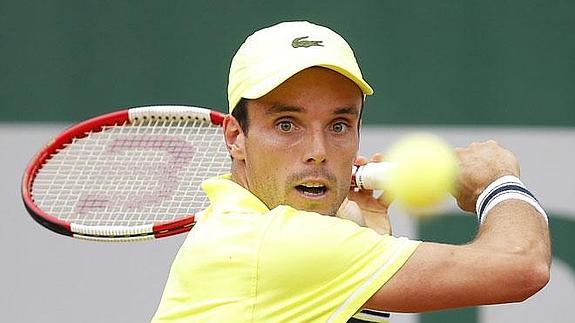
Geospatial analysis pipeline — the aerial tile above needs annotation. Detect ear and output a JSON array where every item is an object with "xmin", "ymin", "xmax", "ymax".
[{"xmin": 223, "ymin": 115, "xmax": 246, "ymax": 160}]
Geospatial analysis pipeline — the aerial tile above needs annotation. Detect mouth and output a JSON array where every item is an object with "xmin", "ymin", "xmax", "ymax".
[{"xmin": 295, "ymin": 182, "xmax": 328, "ymax": 197}]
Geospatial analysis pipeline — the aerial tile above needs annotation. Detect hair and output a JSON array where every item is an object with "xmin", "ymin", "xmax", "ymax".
[{"xmin": 231, "ymin": 98, "xmax": 250, "ymax": 135}]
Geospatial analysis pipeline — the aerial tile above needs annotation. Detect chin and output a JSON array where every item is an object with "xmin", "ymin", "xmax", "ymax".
[
  {"xmin": 284, "ymin": 195, "xmax": 344, "ymax": 216},
  {"xmin": 293, "ymin": 203, "xmax": 337, "ymax": 216}
]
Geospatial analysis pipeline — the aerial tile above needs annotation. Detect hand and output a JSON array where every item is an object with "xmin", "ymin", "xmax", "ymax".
[
  {"xmin": 337, "ymin": 153, "xmax": 392, "ymax": 235},
  {"xmin": 454, "ymin": 140, "xmax": 520, "ymax": 213}
]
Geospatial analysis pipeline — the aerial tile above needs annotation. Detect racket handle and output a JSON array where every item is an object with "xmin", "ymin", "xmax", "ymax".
[{"xmin": 352, "ymin": 162, "xmax": 395, "ymax": 190}]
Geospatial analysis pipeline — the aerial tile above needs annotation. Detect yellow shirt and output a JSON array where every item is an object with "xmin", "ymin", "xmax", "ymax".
[{"xmin": 152, "ymin": 175, "xmax": 420, "ymax": 323}]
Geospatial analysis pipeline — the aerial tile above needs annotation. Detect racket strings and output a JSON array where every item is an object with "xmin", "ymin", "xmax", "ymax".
[{"xmin": 32, "ymin": 119, "xmax": 230, "ymax": 227}]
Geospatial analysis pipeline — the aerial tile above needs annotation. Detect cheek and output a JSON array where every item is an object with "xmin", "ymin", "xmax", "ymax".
[
  {"xmin": 246, "ymin": 128, "xmax": 304, "ymax": 165},
  {"xmin": 330, "ymin": 135, "xmax": 358, "ymax": 159},
  {"xmin": 330, "ymin": 138, "xmax": 358, "ymax": 181},
  {"xmin": 244, "ymin": 136, "xmax": 292, "ymax": 186},
  {"xmin": 247, "ymin": 136, "xmax": 291, "ymax": 163}
]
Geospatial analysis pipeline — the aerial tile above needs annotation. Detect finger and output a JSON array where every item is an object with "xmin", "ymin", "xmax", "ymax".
[
  {"xmin": 348, "ymin": 186, "xmax": 374, "ymax": 199},
  {"xmin": 354, "ymin": 155, "xmax": 368, "ymax": 166},
  {"xmin": 370, "ymin": 152, "xmax": 384, "ymax": 162}
]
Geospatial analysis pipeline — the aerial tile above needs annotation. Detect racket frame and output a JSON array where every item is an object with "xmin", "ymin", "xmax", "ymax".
[{"xmin": 22, "ymin": 105, "xmax": 226, "ymax": 241}]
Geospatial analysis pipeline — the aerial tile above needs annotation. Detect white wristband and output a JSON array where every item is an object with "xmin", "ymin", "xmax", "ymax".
[{"xmin": 475, "ymin": 175, "xmax": 548, "ymax": 224}]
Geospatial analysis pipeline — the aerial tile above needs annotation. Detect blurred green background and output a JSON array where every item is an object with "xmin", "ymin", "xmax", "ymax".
[
  {"xmin": 2, "ymin": 0, "xmax": 573, "ymax": 125},
  {"xmin": 1, "ymin": 1, "xmax": 573, "ymax": 323}
]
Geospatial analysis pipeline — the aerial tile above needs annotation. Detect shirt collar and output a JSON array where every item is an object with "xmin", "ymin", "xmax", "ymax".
[{"xmin": 201, "ymin": 173, "xmax": 270, "ymax": 214}]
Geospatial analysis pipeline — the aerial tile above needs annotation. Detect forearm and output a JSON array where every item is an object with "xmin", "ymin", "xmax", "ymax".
[
  {"xmin": 466, "ymin": 199, "xmax": 551, "ymax": 304},
  {"xmin": 474, "ymin": 199, "xmax": 551, "ymax": 266},
  {"xmin": 366, "ymin": 141, "xmax": 552, "ymax": 312},
  {"xmin": 466, "ymin": 172, "xmax": 551, "ymax": 274}
]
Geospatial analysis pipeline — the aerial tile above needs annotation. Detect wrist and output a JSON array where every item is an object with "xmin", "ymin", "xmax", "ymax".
[{"xmin": 475, "ymin": 175, "xmax": 548, "ymax": 224}]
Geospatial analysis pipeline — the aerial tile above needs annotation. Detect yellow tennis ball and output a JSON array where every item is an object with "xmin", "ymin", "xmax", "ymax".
[{"xmin": 386, "ymin": 133, "xmax": 458, "ymax": 211}]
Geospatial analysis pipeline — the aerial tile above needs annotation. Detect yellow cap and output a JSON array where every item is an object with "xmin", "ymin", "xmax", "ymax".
[{"xmin": 228, "ymin": 21, "xmax": 374, "ymax": 113}]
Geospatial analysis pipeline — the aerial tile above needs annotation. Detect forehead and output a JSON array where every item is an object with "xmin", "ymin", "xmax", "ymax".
[{"xmin": 249, "ymin": 67, "xmax": 363, "ymax": 117}]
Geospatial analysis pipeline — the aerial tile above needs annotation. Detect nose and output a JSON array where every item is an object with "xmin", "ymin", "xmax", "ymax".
[{"xmin": 303, "ymin": 129, "xmax": 327, "ymax": 165}]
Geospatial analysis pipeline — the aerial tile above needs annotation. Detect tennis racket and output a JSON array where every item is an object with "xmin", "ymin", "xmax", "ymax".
[{"xmin": 22, "ymin": 105, "xmax": 392, "ymax": 242}]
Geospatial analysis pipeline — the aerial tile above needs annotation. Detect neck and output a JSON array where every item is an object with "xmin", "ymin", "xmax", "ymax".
[{"xmin": 230, "ymin": 160, "xmax": 249, "ymax": 190}]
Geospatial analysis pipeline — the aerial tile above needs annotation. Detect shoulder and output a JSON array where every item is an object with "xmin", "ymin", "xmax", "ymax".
[
  {"xmin": 265, "ymin": 205, "xmax": 391, "ymax": 246},
  {"xmin": 260, "ymin": 205, "xmax": 415, "ymax": 270},
  {"xmin": 254, "ymin": 206, "xmax": 420, "ymax": 320}
]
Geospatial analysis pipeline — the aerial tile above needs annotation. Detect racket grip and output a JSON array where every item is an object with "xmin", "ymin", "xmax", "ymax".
[{"xmin": 352, "ymin": 162, "xmax": 394, "ymax": 190}]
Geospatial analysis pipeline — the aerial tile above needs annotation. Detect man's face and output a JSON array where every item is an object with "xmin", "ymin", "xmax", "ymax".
[{"xmin": 238, "ymin": 67, "xmax": 363, "ymax": 215}]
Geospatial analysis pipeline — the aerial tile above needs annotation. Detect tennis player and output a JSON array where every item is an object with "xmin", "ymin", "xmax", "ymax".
[{"xmin": 152, "ymin": 21, "xmax": 551, "ymax": 322}]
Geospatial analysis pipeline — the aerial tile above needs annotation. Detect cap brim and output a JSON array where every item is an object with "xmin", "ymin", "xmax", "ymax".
[{"xmin": 241, "ymin": 60, "xmax": 373, "ymax": 101}]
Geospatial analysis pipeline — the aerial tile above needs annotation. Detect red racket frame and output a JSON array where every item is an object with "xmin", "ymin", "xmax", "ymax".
[{"xmin": 22, "ymin": 106, "xmax": 226, "ymax": 241}]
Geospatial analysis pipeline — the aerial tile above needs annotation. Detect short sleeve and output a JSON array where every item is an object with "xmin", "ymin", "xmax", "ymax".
[{"xmin": 255, "ymin": 206, "xmax": 420, "ymax": 322}]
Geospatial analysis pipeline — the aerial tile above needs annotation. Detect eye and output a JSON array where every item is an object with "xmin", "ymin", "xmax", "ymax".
[
  {"xmin": 277, "ymin": 120, "xmax": 295, "ymax": 132},
  {"xmin": 331, "ymin": 122, "xmax": 349, "ymax": 134}
]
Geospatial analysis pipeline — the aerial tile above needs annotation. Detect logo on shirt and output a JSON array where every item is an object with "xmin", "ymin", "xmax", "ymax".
[{"xmin": 291, "ymin": 36, "xmax": 324, "ymax": 48}]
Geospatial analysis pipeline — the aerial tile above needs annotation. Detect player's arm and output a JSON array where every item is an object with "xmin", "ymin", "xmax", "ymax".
[{"xmin": 363, "ymin": 140, "xmax": 551, "ymax": 312}]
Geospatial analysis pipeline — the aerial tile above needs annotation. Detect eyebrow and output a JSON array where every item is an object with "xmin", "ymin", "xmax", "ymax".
[
  {"xmin": 265, "ymin": 104, "xmax": 302, "ymax": 115},
  {"xmin": 264, "ymin": 104, "xmax": 360, "ymax": 116},
  {"xmin": 333, "ymin": 106, "xmax": 360, "ymax": 117}
]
